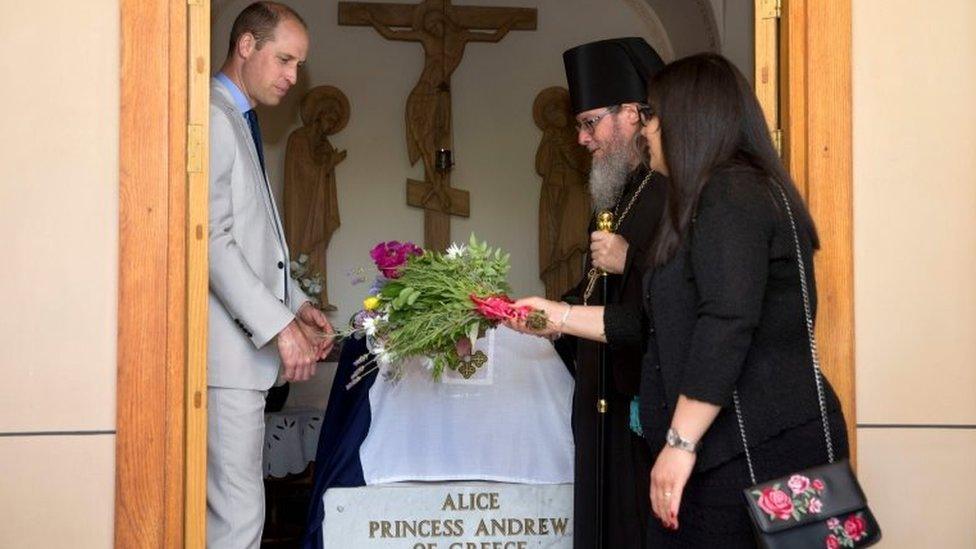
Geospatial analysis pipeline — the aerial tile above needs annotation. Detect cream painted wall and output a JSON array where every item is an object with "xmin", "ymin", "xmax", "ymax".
[
  {"xmin": 853, "ymin": 0, "xmax": 976, "ymax": 546},
  {"xmin": 0, "ymin": 1, "xmax": 118, "ymax": 547}
]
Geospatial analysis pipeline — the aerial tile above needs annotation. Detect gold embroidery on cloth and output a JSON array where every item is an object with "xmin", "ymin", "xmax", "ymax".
[{"xmin": 457, "ymin": 350, "xmax": 489, "ymax": 379}]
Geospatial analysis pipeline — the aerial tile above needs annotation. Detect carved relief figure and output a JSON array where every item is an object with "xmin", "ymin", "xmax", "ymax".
[
  {"xmin": 534, "ymin": 87, "xmax": 592, "ymax": 300},
  {"xmin": 283, "ymin": 85, "xmax": 349, "ymax": 310}
]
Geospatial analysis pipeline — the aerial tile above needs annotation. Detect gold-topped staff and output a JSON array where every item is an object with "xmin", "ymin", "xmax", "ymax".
[
  {"xmin": 591, "ymin": 209, "xmax": 614, "ymax": 413},
  {"xmin": 585, "ymin": 208, "xmax": 615, "ymax": 549},
  {"xmin": 596, "ymin": 209, "xmax": 615, "ymax": 232},
  {"xmin": 582, "ymin": 209, "xmax": 615, "ymax": 305}
]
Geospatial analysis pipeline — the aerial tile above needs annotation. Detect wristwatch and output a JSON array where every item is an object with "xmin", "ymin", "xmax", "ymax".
[{"xmin": 665, "ymin": 428, "xmax": 700, "ymax": 453}]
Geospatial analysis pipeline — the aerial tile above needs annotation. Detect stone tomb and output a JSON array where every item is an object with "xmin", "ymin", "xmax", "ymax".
[{"xmin": 323, "ymin": 482, "xmax": 573, "ymax": 548}]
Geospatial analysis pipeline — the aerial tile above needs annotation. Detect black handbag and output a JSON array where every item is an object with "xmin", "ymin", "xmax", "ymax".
[{"xmin": 733, "ymin": 185, "xmax": 881, "ymax": 549}]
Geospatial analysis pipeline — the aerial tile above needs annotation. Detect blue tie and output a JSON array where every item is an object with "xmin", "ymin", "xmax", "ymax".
[
  {"xmin": 245, "ymin": 108, "xmax": 287, "ymax": 294},
  {"xmin": 243, "ymin": 109, "xmax": 266, "ymax": 176}
]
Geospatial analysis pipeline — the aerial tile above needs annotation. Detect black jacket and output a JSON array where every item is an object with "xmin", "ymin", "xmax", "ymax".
[
  {"xmin": 606, "ymin": 166, "xmax": 842, "ymax": 471},
  {"xmin": 559, "ymin": 166, "xmax": 667, "ymax": 549}
]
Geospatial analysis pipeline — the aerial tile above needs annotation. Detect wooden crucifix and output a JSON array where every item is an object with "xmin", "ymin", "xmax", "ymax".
[{"xmin": 339, "ymin": 0, "xmax": 537, "ymax": 250}]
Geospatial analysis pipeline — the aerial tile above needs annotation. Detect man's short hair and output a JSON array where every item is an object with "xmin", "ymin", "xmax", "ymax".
[{"xmin": 227, "ymin": 1, "xmax": 307, "ymax": 58}]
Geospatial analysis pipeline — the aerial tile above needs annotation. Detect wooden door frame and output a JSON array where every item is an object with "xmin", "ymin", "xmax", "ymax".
[
  {"xmin": 116, "ymin": 0, "xmax": 208, "ymax": 547},
  {"xmin": 781, "ymin": 0, "xmax": 857, "ymax": 463},
  {"xmin": 114, "ymin": 0, "xmax": 854, "ymax": 545},
  {"xmin": 756, "ymin": 0, "xmax": 856, "ymax": 463}
]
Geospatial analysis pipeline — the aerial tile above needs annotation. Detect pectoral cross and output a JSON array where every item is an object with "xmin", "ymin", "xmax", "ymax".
[{"xmin": 338, "ymin": 0, "xmax": 537, "ymax": 250}]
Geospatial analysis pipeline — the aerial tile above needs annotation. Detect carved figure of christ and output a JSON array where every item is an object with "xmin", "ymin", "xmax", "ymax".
[{"xmin": 339, "ymin": 0, "xmax": 537, "ymax": 250}]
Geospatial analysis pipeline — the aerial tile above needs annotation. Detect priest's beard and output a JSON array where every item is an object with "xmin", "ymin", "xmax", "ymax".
[{"xmin": 589, "ymin": 130, "xmax": 636, "ymax": 212}]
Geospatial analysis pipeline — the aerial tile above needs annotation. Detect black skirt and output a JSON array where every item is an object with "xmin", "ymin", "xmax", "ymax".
[{"xmin": 645, "ymin": 410, "xmax": 849, "ymax": 548}]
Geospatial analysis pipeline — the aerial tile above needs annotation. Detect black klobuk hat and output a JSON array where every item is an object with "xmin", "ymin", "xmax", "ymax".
[{"xmin": 563, "ymin": 37, "xmax": 665, "ymax": 114}]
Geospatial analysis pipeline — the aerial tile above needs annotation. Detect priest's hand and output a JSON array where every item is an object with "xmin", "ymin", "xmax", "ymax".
[
  {"xmin": 649, "ymin": 446, "xmax": 696, "ymax": 531},
  {"xmin": 276, "ymin": 319, "xmax": 317, "ymax": 382},
  {"xmin": 590, "ymin": 232, "xmax": 629, "ymax": 274},
  {"xmin": 297, "ymin": 301, "xmax": 336, "ymax": 361}
]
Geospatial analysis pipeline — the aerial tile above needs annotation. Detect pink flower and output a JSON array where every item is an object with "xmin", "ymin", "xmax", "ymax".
[
  {"xmin": 757, "ymin": 487, "xmax": 794, "ymax": 520},
  {"xmin": 844, "ymin": 514, "xmax": 867, "ymax": 541},
  {"xmin": 812, "ymin": 479, "xmax": 826, "ymax": 491},
  {"xmin": 807, "ymin": 497, "xmax": 823, "ymax": 514},
  {"xmin": 825, "ymin": 534, "xmax": 840, "ymax": 549},
  {"xmin": 470, "ymin": 294, "xmax": 523, "ymax": 321},
  {"xmin": 455, "ymin": 336, "xmax": 473, "ymax": 358},
  {"xmin": 826, "ymin": 517, "xmax": 840, "ymax": 529},
  {"xmin": 370, "ymin": 241, "xmax": 422, "ymax": 279},
  {"xmin": 788, "ymin": 474, "xmax": 811, "ymax": 495}
]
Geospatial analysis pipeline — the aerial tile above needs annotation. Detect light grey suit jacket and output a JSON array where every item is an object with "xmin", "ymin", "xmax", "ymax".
[{"xmin": 208, "ymin": 78, "xmax": 308, "ymax": 390}]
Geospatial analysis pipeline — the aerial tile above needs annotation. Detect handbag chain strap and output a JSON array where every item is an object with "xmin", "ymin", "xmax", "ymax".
[{"xmin": 733, "ymin": 183, "xmax": 835, "ymax": 486}]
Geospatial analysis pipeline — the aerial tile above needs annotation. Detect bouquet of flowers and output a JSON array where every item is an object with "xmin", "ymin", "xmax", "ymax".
[{"xmin": 347, "ymin": 235, "xmax": 547, "ymax": 387}]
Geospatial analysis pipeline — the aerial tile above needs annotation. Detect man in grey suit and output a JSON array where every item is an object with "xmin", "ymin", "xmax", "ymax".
[{"xmin": 208, "ymin": 3, "xmax": 334, "ymax": 547}]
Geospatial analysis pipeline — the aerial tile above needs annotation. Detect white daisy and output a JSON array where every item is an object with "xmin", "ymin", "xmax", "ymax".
[
  {"xmin": 362, "ymin": 315, "xmax": 380, "ymax": 337},
  {"xmin": 375, "ymin": 347, "xmax": 394, "ymax": 366},
  {"xmin": 445, "ymin": 242, "xmax": 467, "ymax": 260}
]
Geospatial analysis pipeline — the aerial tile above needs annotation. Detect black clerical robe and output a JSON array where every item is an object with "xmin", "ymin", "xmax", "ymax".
[{"xmin": 557, "ymin": 166, "xmax": 666, "ymax": 548}]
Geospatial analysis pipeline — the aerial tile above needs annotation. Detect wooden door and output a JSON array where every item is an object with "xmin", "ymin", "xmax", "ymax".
[
  {"xmin": 754, "ymin": 0, "xmax": 857, "ymax": 463},
  {"xmin": 116, "ymin": 0, "xmax": 208, "ymax": 546}
]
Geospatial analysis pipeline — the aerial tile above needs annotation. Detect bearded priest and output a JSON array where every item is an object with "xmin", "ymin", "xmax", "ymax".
[{"xmin": 557, "ymin": 37, "xmax": 667, "ymax": 549}]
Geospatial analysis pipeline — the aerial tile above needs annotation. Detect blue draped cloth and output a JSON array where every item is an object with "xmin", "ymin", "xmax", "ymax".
[{"xmin": 300, "ymin": 337, "xmax": 375, "ymax": 549}]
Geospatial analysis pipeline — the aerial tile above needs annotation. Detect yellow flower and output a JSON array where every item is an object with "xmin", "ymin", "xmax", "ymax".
[{"xmin": 363, "ymin": 296, "xmax": 381, "ymax": 311}]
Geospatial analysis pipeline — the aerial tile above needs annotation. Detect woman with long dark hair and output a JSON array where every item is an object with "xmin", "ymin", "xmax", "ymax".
[{"xmin": 509, "ymin": 53, "xmax": 849, "ymax": 547}]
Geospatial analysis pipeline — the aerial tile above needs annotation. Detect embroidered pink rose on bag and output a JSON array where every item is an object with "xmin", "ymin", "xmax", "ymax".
[
  {"xmin": 824, "ymin": 512, "xmax": 871, "ymax": 548},
  {"xmin": 844, "ymin": 514, "xmax": 868, "ymax": 541},
  {"xmin": 788, "ymin": 474, "xmax": 812, "ymax": 495},
  {"xmin": 757, "ymin": 488, "xmax": 794, "ymax": 520}
]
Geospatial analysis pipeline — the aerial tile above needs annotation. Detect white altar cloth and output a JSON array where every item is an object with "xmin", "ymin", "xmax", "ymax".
[
  {"xmin": 360, "ymin": 327, "xmax": 575, "ymax": 485},
  {"xmin": 263, "ymin": 407, "xmax": 323, "ymax": 478}
]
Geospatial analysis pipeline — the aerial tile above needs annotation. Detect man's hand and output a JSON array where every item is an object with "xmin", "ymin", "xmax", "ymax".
[
  {"xmin": 590, "ymin": 232, "xmax": 629, "ymax": 274},
  {"xmin": 276, "ymin": 319, "xmax": 317, "ymax": 382},
  {"xmin": 297, "ymin": 301, "xmax": 336, "ymax": 360}
]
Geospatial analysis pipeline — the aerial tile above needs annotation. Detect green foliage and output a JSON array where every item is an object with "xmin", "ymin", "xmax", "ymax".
[{"xmin": 371, "ymin": 235, "xmax": 513, "ymax": 378}]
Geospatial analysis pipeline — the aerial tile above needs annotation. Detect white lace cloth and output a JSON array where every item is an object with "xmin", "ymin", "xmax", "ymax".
[
  {"xmin": 263, "ymin": 407, "xmax": 323, "ymax": 478},
  {"xmin": 360, "ymin": 326, "xmax": 575, "ymax": 484}
]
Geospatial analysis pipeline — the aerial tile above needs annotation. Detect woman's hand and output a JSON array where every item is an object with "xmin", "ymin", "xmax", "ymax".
[
  {"xmin": 649, "ymin": 446, "xmax": 697, "ymax": 530},
  {"xmin": 505, "ymin": 296, "xmax": 565, "ymax": 338}
]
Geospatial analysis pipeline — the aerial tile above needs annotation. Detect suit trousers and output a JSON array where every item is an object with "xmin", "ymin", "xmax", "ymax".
[{"xmin": 207, "ymin": 386, "xmax": 268, "ymax": 549}]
